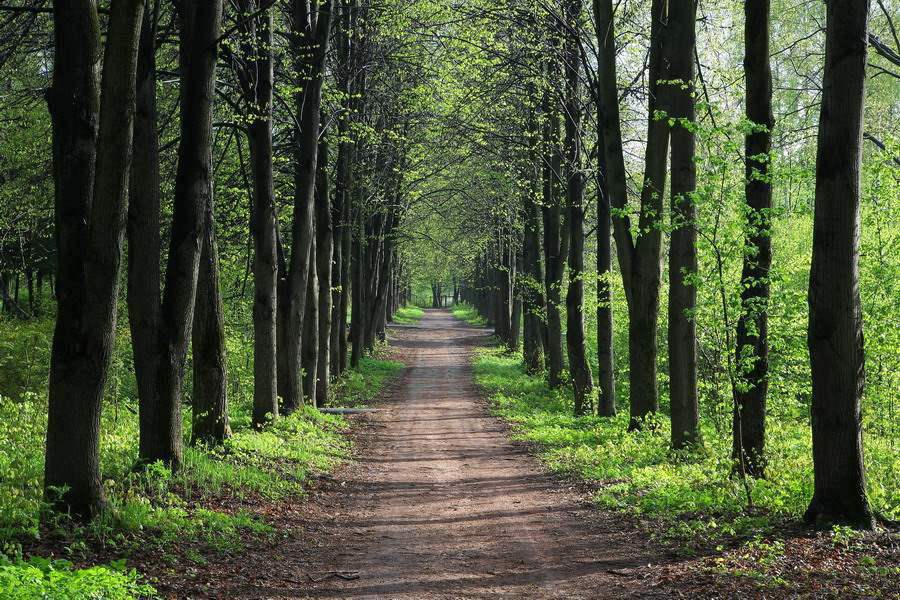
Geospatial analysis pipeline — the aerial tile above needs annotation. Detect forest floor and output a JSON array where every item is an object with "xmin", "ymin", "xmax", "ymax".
[{"xmin": 160, "ymin": 309, "xmax": 677, "ymax": 598}]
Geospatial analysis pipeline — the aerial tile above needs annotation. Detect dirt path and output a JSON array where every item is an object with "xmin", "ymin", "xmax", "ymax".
[{"xmin": 190, "ymin": 309, "xmax": 671, "ymax": 599}]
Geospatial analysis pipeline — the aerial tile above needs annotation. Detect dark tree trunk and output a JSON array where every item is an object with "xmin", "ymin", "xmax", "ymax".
[
  {"xmin": 278, "ymin": 0, "xmax": 335, "ymax": 411},
  {"xmin": 733, "ymin": 0, "xmax": 773, "ymax": 476},
  {"xmin": 510, "ymin": 247, "xmax": 523, "ymax": 352},
  {"xmin": 129, "ymin": 0, "xmax": 163, "ymax": 450},
  {"xmin": 350, "ymin": 215, "xmax": 364, "ymax": 368},
  {"xmin": 522, "ymin": 167, "xmax": 546, "ymax": 374},
  {"xmin": 316, "ymin": 137, "xmax": 334, "ymax": 406},
  {"xmin": 594, "ymin": 0, "xmax": 668, "ymax": 430},
  {"xmin": 804, "ymin": 0, "xmax": 873, "ymax": 530},
  {"xmin": 141, "ymin": 0, "xmax": 223, "ymax": 468},
  {"xmin": 542, "ymin": 85, "xmax": 566, "ymax": 387},
  {"xmin": 562, "ymin": 0, "xmax": 593, "ymax": 416},
  {"xmin": 596, "ymin": 135, "xmax": 615, "ymax": 416},
  {"xmin": 191, "ymin": 202, "xmax": 230, "ymax": 446},
  {"xmin": 236, "ymin": 0, "xmax": 279, "ymax": 429},
  {"xmin": 45, "ymin": 0, "xmax": 145, "ymax": 519},
  {"xmin": 302, "ymin": 235, "xmax": 319, "ymax": 405},
  {"xmin": 667, "ymin": 0, "xmax": 699, "ymax": 449}
]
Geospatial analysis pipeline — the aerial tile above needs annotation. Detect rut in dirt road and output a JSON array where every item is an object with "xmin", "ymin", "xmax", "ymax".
[{"xmin": 290, "ymin": 309, "xmax": 669, "ymax": 599}]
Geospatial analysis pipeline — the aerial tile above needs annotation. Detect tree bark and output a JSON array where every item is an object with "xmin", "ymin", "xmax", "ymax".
[
  {"xmin": 522, "ymin": 168, "xmax": 546, "ymax": 374},
  {"xmin": 596, "ymin": 133, "xmax": 615, "ymax": 416},
  {"xmin": 191, "ymin": 201, "xmax": 230, "ymax": 445},
  {"xmin": 594, "ymin": 0, "xmax": 668, "ymax": 430},
  {"xmin": 129, "ymin": 0, "xmax": 163, "ymax": 450},
  {"xmin": 234, "ymin": 0, "xmax": 279, "ymax": 428},
  {"xmin": 804, "ymin": 0, "xmax": 873, "ymax": 529},
  {"xmin": 667, "ymin": 0, "xmax": 700, "ymax": 449},
  {"xmin": 733, "ymin": 0, "xmax": 773, "ymax": 476},
  {"xmin": 278, "ymin": 0, "xmax": 335, "ymax": 412},
  {"xmin": 45, "ymin": 0, "xmax": 144, "ymax": 519},
  {"xmin": 140, "ymin": 0, "xmax": 223, "ymax": 468},
  {"xmin": 316, "ymin": 137, "xmax": 334, "ymax": 406},
  {"xmin": 562, "ymin": 0, "xmax": 594, "ymax": 417},
  {"xmin": 542, "ymin": 78, "xmax": 566, "ymax": 387},
  {"xmin": 302, "ymin": 234, "xmax": 319, "ymax": 405}
]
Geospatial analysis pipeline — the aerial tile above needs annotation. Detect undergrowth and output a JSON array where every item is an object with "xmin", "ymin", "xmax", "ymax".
[
  {"xmin": 471, "ymin": 346, "xmax": 898, "ymax": 553},
  {"xmin": 0, "ymin": 315, "xmax": 404, "ymax": 599}
]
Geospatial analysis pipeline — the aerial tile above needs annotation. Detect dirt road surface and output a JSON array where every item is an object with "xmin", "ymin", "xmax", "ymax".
[{"xmin": 187, "ymin": 310, "xmax": 670, "ymax": 599}]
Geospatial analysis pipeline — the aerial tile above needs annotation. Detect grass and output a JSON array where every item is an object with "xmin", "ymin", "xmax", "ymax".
[
  {"xmin": 0, "ymin": 313, "xmax": 406, "ymax": 599},
  {"xmin": 451, "ymin": 303, "xmax": 488, "ymax": 327},
  {"xmin": 392, "ymin": 305, "xmax": 425, "ymax": 325},
  {"xmin": 471, "ymin": 346, "xmax": 899, "ymax": 552}
]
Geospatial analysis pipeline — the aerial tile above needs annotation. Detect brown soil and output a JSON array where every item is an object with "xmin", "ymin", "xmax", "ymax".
[{"xmin": 172, "ymin": 309, "xmax": 673, "ymax": 599}]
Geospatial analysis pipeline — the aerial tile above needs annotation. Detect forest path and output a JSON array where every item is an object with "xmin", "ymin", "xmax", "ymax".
[{"xmin": 201, "ymin": 309, "xmax": 671, "ymax": 599}]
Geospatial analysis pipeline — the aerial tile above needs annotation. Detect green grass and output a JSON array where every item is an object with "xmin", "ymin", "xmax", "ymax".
[
  {"xmin": 473, "ymin": 346, "xmax": 899, "ymax": 552},
  {"xmin": 0, "ymin": 312, "xmax": 406, "ymax": 599},
  {"xmin": 451, "ymin": 302, "xmax": 488, "ymax": 327},
  {"xmin": 392, "ymin": 305, "xmax": 425, "ymax": 324}
]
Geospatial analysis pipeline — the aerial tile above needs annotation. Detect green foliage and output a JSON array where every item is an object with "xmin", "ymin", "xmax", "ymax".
[
  {"xmin": 0, "ymin": 554, "xmax": 155, "ymax": 600},
  {"xmin": 473, "ymin": 347, "xmax": 898, "ymax": 551},
  {"xmin": 331, "ymin": 356, "xmax": 405, "ymax": 408}
]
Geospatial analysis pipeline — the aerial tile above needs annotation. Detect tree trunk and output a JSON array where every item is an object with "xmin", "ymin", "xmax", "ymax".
[
  {"xmin": 562, "ymin": 0, "xmax": 594, "ymax": 416},
  {"xmin": 278, "ymin": 0, "xmax": 335, "ymax": 411},
  {"xmin": 542, "ymin": 88, "xmax": 566, "ymax": 387},
  {"xmin": 594, "ymin": 0, "xmax": 668, "ymax": 430},
  {"xmin": 522, "ymin": 169, "xmax": 546, "ymax": 374},
  {"xmin": 191, "ymin": 201, "xmax": 230, "ymax": 446},
  {"xmin": 45, "ymin": 0, "xmax": 144, "ymax": 519},
  {"xmin": 129, "ymin": 0, "xmax": 163, "ymax": 452},
  {"xmin": 804, "ymin": 0, "xmax": 873, "ymax": 529},
  {"xmin": 140, "ymin": 0, "xmax": 223, "ymax": 468},
  {"xmin": 733, "ymin": 0, "xmax": 773, "ymax": 477},
  {"xmin": 667, "ymin": 0, "xmax": 699, "ymax": 449},
  {"xmin": 596, "ymin": 134, "xmax": 615, "ymax": 416},
  {"xmin": 316, "ymin": 137, "xmax": 334, "ymax": 406},
  {"xmin": 302, "ymin": 235, "xmax": 319, "ymax": 405}
]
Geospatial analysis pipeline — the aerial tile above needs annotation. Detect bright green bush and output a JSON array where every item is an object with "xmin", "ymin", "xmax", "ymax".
[{"xmin": 0, "ymin": 556, "xmax": 155, "ymax": 600}]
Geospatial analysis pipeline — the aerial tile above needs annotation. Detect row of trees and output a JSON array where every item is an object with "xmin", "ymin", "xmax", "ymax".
[
  {"xmin": 5, "ymin": 0, "xmax": 417, "ymax": 521},
  {"xmin": 459, "ymin": 0, "xmax": 883, "ymax": 528}
]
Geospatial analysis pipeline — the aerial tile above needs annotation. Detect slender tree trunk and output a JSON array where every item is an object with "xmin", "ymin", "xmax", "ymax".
[
  {"xmin": 804, "ymin": 0, "xmax": 873, "ymax": 529},
  {"xmin": 596, "ymin": 135, "xmax": 615, "ymax": 416},
  {"xmin": 302, "ymin": 235, "xmax": 319, "ymax": 405},
  {"xmin": 542, "ymin": 91, "xmax": 566, "ymax": 387},
  {"xmin": 595, "ymin": 0, "xmax": 668, "ymax": 430},
  {"xmin": 733, "ymin": 0, "xmax": 773, "ymax": 476},
  {"xmin": 278, "ymin": 0, "xmax": 335, "ymax": 411},
  {"xmin": 191, "ymin": 202, "xmax": 230, "ymax": 445},
  {"xmin": 45, "ymin": 0, "xmax": 145, "ymax": 519},
  {"xmin": 522, "ymin": 172, "xmax": 546, "ymax": 374},
  {"xmin": 562, "ymin": 0, "xmax": 593, "ymax": 416},
  {"xmin": 141, "ymin": 0, "xmax": 223, "ymax": 468},
  {"xmin": 316, "ymin": 138, "xmax": 334, "ymax": 406},
  {"xmin": 667, "ymin": 0, "xmax": 700, "ymax": 449},
  {"xmin": 236, "ymin": 0, "xmax": 279, "ymax": 428},
  {"xmin": 129, "ymin": 0, "xmax": 163, "ymax": 448}
]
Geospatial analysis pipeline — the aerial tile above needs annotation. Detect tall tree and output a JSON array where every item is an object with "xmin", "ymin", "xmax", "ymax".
[
  {"xmin": 733, "ymin": 0, "xmax": 774, "ymax": 476},
  {"xmin": 44, "ymin": 0, "xmax": 145, "ymax": 518},
  {"xmin": 140, "ymin": 0, "xmax": 224, "ymax": 468},
  {"xmin": 562, "ymin": 0, "xmax": 594, "ymax": 416},
  {"xmin": 805, "ymin": 0, "xmax": 874, "ymax": 529},
  {"xmin": 594, "ymin": 0, "xmax": 669, "ymax": 430},
  {"xmin": 667, "ymin": 0, "xmax": 700, "ymax": 449},
  {"xmin": 233, "ymin": 0, "xmax": 279, "ymax": 428},
  {"xmin": 278, "ymin": 0, "xmax": 335, "ymax": 411},
  {"xmin": 595, "ymin": 130, "xmax": 615, "ymax": 416},
  {"xmin": 316, "ymin": 137, "xmax": 334, "ymax": 406}
]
